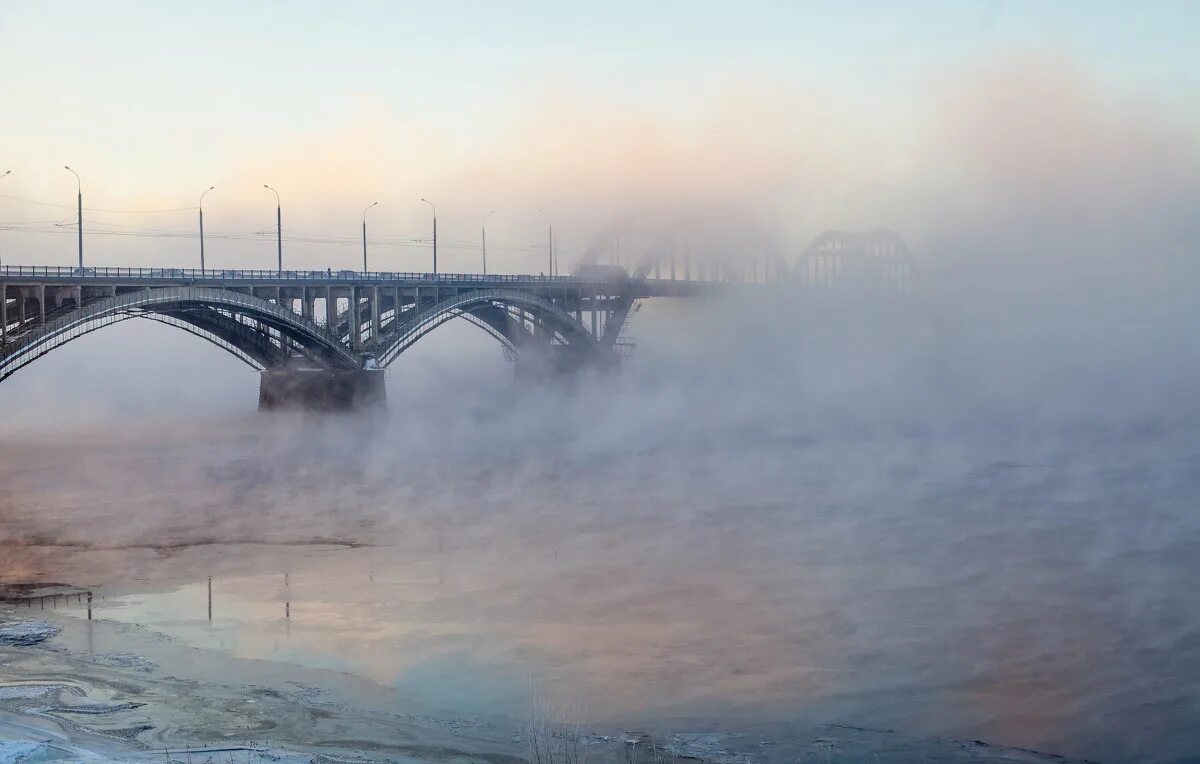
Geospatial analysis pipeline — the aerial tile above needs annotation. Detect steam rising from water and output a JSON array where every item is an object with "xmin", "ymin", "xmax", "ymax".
[
  {"xmin": 2, "ymin": 49, "xmax": 1199, "ymax": 764},
  {"xmin": 3, "ymin": 256, "xmax": 1199, "ymax": 763}
]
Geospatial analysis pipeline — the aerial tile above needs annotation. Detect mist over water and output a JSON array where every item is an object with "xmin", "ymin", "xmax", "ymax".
[
  {"xmin": 4, "ymin": 6, "xmax": 1200, "ymax": 762},
  {"xmin": 3, "ymin": 237, "xmax": 1200, "ymax": 763}
]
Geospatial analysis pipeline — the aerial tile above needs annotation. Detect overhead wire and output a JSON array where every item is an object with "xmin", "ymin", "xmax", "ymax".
[{"xmin": 0, "ymin": 193, "xmax": 542, "ymax": 254}]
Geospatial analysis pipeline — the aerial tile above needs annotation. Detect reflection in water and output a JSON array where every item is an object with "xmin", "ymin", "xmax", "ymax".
[{"xmin": 0, "ymin": 415, "xmax": 1197, "ymax": 764}]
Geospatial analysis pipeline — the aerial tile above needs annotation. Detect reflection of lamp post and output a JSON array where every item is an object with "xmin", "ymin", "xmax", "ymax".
[
  {"xmin": 64, "ymin": 166, "xmax": 82, "ymax": 268},
  {"xmin": 537, "ymin": 208, "xmax": 553, "ymax": 277},
  {"xmin": 420, "ymin": 198, "xmax": 437, "ymax": 273},
  {"xmin": 481, "ymin": 210, "xmax": 496, "ymax": 274},
  {"xmin": 199, "ymin": 186, "xmax": 215, "ymax": 272},
  {"xmin": 362, "ymin": 202, "xmax": 379, "ymax": 273},
  {"xmin": 263, "ymin": 185, "xmax": 282, "ymax": 272}
]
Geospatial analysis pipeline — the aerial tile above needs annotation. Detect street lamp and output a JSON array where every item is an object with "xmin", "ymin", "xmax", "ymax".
[
  {"xmin": 481, "ymin": 210, "xmax": 496, "ymax": 275},
  {"xmin": 362, "ymin": 201, "xmax": 379, "ymax": 273},
  {"xmin": 537, "ymin": 208, "xmax": 553, "ymax": 278},
  {"xmin": 420, "ymin": 198, "xmax": 437, "ymax": 274},
  {"xmin": 64, "ymin": 166, "xmax": 82, "ymax": 268},
  {"xmin": 263, "ymin": 185, "xmax": 282, "ymax": 272},
  {"xmin": 199, "ymin": 186, "xmax": 215, "ymax": 273}
]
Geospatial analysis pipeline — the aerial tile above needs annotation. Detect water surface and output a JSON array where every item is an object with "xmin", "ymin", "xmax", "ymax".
[{"xmin": 2, "ymin": 413, "xmax": 1196, "ymax": 763}]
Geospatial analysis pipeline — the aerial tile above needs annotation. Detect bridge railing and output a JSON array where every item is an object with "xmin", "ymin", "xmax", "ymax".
[
  {"xmin": 0, "ymin": 266, "xmax": 733, "ymax": 295},
  {"xmin": 0, "ymin": 265, "xmax": 597, "ymax": 283}
]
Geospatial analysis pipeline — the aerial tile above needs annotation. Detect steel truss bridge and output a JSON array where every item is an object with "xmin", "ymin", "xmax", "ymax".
[{"xmin": 0, "ymin": 230, "xmax": 915, "ymax": 407}]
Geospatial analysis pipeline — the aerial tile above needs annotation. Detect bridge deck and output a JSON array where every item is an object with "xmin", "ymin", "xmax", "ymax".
[{"xmin": 0, "ymin": 266, "xmax": 725, "ymax": 298}]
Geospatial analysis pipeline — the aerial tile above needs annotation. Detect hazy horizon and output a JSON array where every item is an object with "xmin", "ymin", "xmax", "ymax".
[{"xmin": 2, "ymin": 2, "xmax": 1197, "ymax": 275}]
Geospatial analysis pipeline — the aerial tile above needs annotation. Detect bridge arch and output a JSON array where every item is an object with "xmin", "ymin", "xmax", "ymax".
[
  {"xmin": 0, "ymin": 286, "xmax": 358, "ymax": 383},
  {"xmin": 376, "ymin": 288, "xmax": 606, "ymax": 367},
  {"xmin": 796, "ymin": 228, "xmax": 916, "ymax": 291}
]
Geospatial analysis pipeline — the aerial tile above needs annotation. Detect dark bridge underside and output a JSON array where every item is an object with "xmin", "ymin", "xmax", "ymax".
[
  {"xmin": 0, "ymin": 286, "xmax": 612, "ymax": 386},
  {"xmin": 0, "ymin": 288, "xmax": 357, "ymax": 383}
]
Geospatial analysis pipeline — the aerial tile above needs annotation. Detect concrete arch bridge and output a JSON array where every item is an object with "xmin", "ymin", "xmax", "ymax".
[{"xmin": 0, "ymin": 268, "xmax": 713, "ymax": 408}]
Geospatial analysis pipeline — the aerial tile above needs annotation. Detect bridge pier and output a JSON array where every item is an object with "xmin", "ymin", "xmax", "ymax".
[
  {"xmin": 258, "ymin": 366, "xmax": 386, "ymax": 411},
  {"xmin": 514, "ymin": 344, "xmax": 618, "ymax": 382}
]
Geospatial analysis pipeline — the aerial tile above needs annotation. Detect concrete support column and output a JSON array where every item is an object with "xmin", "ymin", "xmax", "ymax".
[
  {"xmin": 1, "ymin": 283, "xmax": 7, "ymax": 344},
  {"xmin": 590, "ymin": 289, "xmax": 598, "ymax": 337},
  {"xmin": 301, "ymin": 287, "xmax": 312, "ymax": 320},
  {"xmin": 37, "ymin": 286, "xmax": 45, "ymax": 324},
  {"xmin": 325, "ymin": 287, "xmax": 336, "ymax": 338},
  {"xmin": 74, "ymin": 285, "xmax": 83, "ymax": 308},
  {"xmin": 514, "ymin": 308, "xmax": 527, "ymax": 340},
  {"xmin": 16, "ymin": 290, "xmax": 25, "ymax": 324},
  {"xmin": 371, "ymin": 287, "xmax": 381, "ymax": 348},
  {"xmin": 349, "ymin": 287, "xmax": 360, "ymax": 352}
]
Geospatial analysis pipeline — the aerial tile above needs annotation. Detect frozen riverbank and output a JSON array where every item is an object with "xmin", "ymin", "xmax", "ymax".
[{"xmin": 0, "ymin": 608, "xmax": 1097, "ymax": 763}]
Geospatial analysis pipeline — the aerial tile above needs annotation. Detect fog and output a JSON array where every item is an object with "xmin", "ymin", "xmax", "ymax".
[{"xmin": 2, "ymin": 51, "xmax": 1200, "ymax": 764}]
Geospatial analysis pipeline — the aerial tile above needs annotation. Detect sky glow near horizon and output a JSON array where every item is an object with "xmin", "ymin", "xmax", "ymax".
[{"xmin": 1, "ymin": 1, "xmax": 1198, "ymax": 273}]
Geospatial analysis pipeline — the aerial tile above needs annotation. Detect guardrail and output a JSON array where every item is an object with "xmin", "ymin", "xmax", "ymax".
[
  {"xmin": 0, "ymin": 265, "xmax": 588, "ymax": 283},
  {"xmin": 0, "ymin": 265, "xmax": 731, "ymax": 288}
]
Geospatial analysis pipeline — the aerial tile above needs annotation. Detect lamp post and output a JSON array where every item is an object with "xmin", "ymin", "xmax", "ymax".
[
  {"xmin": 537, "ymin": 208, "xmax": 553, "ymax": 278},
  {"xmin": 64, "ymin": 166, "xmax": 82, "ymax": 268},
  {"xmin": 263, "ymin": 185, "xmax": 282, "ymax": 272},
  {"xmin": 361, "ymin": 201, "xmax": 378, "ymax": 273},
  {"xmin": 199, "ymin": 186, "xmax": 214, "ymax": 273},
  {"xmin": 420, "ymin": 198, "xmax": 437, "ymax": 274},
  {"xmin": 481, "ymin": 210, "xmax": 496, "ymax": 274}
]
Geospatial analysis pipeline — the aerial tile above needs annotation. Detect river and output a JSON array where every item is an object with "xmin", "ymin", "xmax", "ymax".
[{"xmin": 2, "ymin": 401, "xmax": 1197, "ymax": 762}]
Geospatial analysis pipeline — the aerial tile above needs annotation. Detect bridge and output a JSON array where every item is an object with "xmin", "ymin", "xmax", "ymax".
[
  {"xmin": 0, "ymin": 230, "xmax": 915, "ymax": 408},
  {"xmin": 0, "ymin": 265, "xmax": 726, "ymax": 407}
]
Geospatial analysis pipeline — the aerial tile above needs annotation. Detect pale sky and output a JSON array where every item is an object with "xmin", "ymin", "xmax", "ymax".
[{"xmin": 1, "ymin": 1, "xmax": 1197, "ymax": 273}]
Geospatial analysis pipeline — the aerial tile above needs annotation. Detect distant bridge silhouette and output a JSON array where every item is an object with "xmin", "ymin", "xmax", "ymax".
[{"xmin": 795, "ymin": 228, "xmax": 916, "ymax": 291}]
